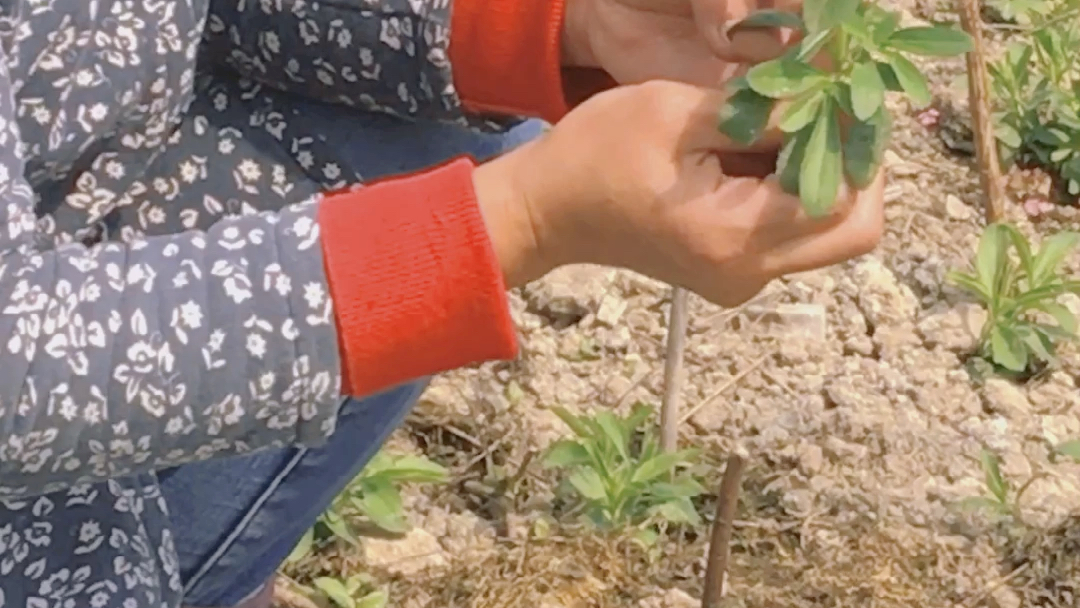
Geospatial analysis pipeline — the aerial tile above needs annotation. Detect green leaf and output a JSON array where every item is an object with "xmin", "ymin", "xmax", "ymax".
[
  {"xmin": 799, "ymin": 97, "xmax": 843, "ymax": 217},
  {"xmin": 780, "ymin": 87, "xmax": 827, "ymax": 133},
  {"xmin": 844, "ymin": 106, "xmax": 892, "ymax": 189},
  {"xmin": 875, "ymin": 61, "xmax": 904, "ymax": 92},
  {"xmin": 887, "ymin": 26, "xmax": 974, "ymax": 56},
  {"xmin": 956, "ymin": 496, "xmax": 1009, "ymax": 514},
  {"xmin": 804, "ymin": 0, "xmax": 859, "ymax": 34},
  {"xmin": 850, "ymin": 61, "xmax": 886, "ymax": 121},
  {"xmin": 647, "ymin": 497, "xmax": 702, "ymax": 525},
  {"xmin": 374, "ymin": 455, "xmax": 448, "ymax": 483},
  {"xmin": 990, "ymin": 325, "xmax": 1028, "ymax": 372},
  {"xmin": 649, "ymin": 478, "xmax": 706, "ymax": 499},
  {"xmin": 543, "ymin": 440, "xmax": 592, "ymax": 468},
  {"xmin": 729, "ymin": 9, "xmax": 805, "ymax": 33},
  {"xmin": 1016, "ymin": 324, "xmax": 1055, "ymax": 363},
  {"xmin": 979, "ymin": 448, "xmax": 1009, "ymax": 504},
  {"xmin": 1055, "ymin": 439, "xmax": 1080, "ymax": 462},
  {"xmin": 285, "ymin": 527, "xmax": 314, "ymax": 564},
  {"xmin": 551, "ymin": 406, "xmax": 592, "ymax": 439},
  {"xmin": 976, "ymin": 224, "xmax": 1010, "ymax": 299},
  {"xmin": 746, "ymin": 58, "xmax": 828, "ymax": 98},
  {"xmin": 888, "ymin": 53, "xmax": 932, "ymax": 107},
  {"xmin": 595, "ymin": 411, "xmax": 630, "ymax": 460},
  {"xmin": 356, "ymin": 591, "xmax": 389, "ymax": 608},
  {"xmin": 718, "ymin": 81, "xmax": 776, "ymax": 146},
  {"xmin": 630, "ymin": 449, "xmax": 698, "ymax": 485},
  {"xmin": 315, "ymin": 578, "xmax": 357, "ymax": 608},
  {"xmin": 1038, "ymin": 301, "xmax": 1078, "ymax": 333},
  {"xmin": 777, "ymin": 125, "xmax": 813, "ymax": 196},
  {"xmin": 946, "ymin": 270, "xmax": 992, "ymax": 303},
  {"xmin": 357, "ymin": 477, "xmax": 410, "ymax": 534},
  {"xmin": 866, "ymin": 7, "xmax": 901, "ymax": 44},
  {"xmin": 796, "ymin": 29, "xmax": 833, "ymax": 62},
  {"xmin": 1031, "ymin": 232, "xmax": 1080, "ymax": 287},
  {"xmin": 320, "ymin": 509, "xmax": 360, "ymax": 547},
  {"xmin": 568, "ymin": 468, "xmax": 607, "ymax": 501}
]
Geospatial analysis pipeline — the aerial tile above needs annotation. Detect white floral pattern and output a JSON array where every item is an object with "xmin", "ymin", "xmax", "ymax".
[{"xmin": 0, "ymin": 0, "xmax": 512, "ymax": 605}]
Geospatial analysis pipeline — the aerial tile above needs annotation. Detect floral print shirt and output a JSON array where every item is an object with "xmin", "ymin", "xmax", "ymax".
[{"xmin": 0, "ymin": 0, "xmax": 508, "ymax": 605}]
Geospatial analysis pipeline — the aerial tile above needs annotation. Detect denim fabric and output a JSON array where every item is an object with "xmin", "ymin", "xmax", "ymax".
[{"xmin": 158, "ymin": 104, "xmax": 546, "ymax": 607}]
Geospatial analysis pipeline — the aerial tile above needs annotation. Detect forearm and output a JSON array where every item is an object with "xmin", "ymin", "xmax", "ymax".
[{"xmin": 201, "ymin": 0, "xmax": 613, "ymax": 126}]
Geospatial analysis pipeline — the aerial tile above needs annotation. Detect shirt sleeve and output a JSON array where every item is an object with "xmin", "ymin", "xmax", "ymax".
[{"xmin": 201, "ymin": 0, "xmax": 616, "ymax": 126}]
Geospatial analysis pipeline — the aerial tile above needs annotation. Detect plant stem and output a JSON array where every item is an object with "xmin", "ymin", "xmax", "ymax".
[
  {"xmin": 957, "ymin": 0, "xmax": 1007, "ymax": 223},
  {"xmin": 660, "ymin": 286, "xmax": 689, "ymax": 452},
  {"xmin": 702, "ymin": 449, "xmax": 747, "ymax": 608}
]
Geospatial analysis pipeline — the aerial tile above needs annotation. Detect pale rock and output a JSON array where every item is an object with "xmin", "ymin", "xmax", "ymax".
[
  {"xmin": 940, "ymin": 194, "xmax": 973, "ymax": 220},
  {"xmin": 884, "ymin": 149, "xmax": 922, "ymax": 176},
  {"xmin": 851, "ymin": 257, "xmax": 919, "ymax": 327},
  {"xmin": 521, "ymin": 264, "xmax": 615, "ymax": 324},
  {"xmin": 595, "ymin": 293, "xmax": 627, "ymax": 326},
  {"xmin": 639, "ymin": 589, "xmax": 698, "ymax": 608},
  {"xmin": 742, "ymin": 303, "xmax": 828, "ymax": 340},
  {"xmin": 1060, "ymin": 292, "xmax": 1080, "ymax": 318},
  {"xmin": 363, "ymin": 528, "xmax": 448, "ymax": 576},
  {"xmin": 982, "ymin": 378, "xmax": 1032, "ymax": 422},
  {"xmin": 917, "ymin": 302, "xmax": 987, "ymax": 352}
]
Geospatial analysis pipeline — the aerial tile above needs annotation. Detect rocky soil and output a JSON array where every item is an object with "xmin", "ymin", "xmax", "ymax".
[{"xmin": 282, "ymin": 2, "xmax": 1080, "ymax": 607}]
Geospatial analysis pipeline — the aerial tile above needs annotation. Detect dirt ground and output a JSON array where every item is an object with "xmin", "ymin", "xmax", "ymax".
[{"xmin": 281, "ymin": 2, "xmax": 1080, "ymax": 606}]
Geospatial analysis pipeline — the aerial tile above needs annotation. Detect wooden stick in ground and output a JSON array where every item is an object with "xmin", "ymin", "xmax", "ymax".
[
  {"xmin": 660, "ymin": 286, "xmax": 689, "ymax": 452},
  {"xmin": 702, "ymin": 449, "xmax": 747, "ymax": 608},
  {"xmin": 957, "ymin": 0, "xmax": 1007, "ymax": 223}
]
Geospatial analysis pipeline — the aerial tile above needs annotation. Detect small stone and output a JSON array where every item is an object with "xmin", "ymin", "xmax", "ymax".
[
  {"xmin": 917, "ymin": 302, "xmax": 987, "ymax": 353},
  {"xmin": 741, "ymin": 302, "xmax": 827, "ymax": 340},
  {"xmin": 363, "ymin": 528, "xmax": 448, "ymax": 576},
  {"xmin": 1061, "ymin": 292, "xmax": 1080, "ymax": 318},
  {"xmin": 982, "ymin": 378, "xmax": 1032, "ymax": 421},
  {"xmin": 851, "ymin": 257, "xmax": 919, "ymax": 327},
  {"xmin": 884, "ymin": 150, "xmax": 921, "ymax": 175},
  {"xmin": 941, "ymin": 194, "xmax": 973, "ymax": 220},
  {"xmin": 595, "ymin": 293, "xmax": 627, "ymax": 326}
]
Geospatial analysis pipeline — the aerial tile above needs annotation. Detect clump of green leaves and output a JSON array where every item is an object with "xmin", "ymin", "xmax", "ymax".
[
  {"xmin": 987, "ymin": 0, "xmax": 1080, "ymax": 200},
  {"xmin": 946, "ymin": 223, "xmax": 1080, "ymax": 374},
  {"xmin": 287, "ymin": 451, "xmax": 448, "ymax": 561},
  {"xmin": 719, "ymin": 0, "xmax": 973, "ymax": 216},
  {"xmin": 962, "ymin": 441, "xmax": 1080, "ymax": 523},
  {"xmin": 310, "ymin": 574, "xmax": 388, "ymax": 608},
  {"xmin": 542, "ymin": 404, "xmax": 703, "ymax": 531}
]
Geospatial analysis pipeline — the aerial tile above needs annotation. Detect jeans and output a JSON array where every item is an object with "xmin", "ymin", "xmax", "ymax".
[{"xmin": 159, "ymin": 105, "xmax": 545, "ymax": 606}]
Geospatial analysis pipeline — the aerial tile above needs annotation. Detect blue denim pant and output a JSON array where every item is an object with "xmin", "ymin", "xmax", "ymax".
[{"xmin": 159, "ymin": 106, "xmax": 545, "ymax": 606}]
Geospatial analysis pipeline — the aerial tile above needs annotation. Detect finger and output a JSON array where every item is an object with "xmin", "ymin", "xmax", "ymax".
[
  {"xmin": 757, "ymin": 169, "xmax": 886, "ymax": 275},
  {"xmin": 710, "ymin": 175, "xmax": 856, "ymax": 248},
  {"xmin": 692, "ymin": 0, "xmax": 736, "ymax": 59}
]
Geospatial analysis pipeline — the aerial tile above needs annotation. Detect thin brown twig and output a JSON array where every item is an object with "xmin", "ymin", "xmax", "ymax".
[
  {"xmin": 660, "ymin": 287, "xmax": 690, "ymax": 452},
  {"xmin": 702, "ymin": 448, "xmax": 748, "ymax": 608},
  {"xmin": 957, "ymin": 0, "xmax": 1007, "ymax": 222}
]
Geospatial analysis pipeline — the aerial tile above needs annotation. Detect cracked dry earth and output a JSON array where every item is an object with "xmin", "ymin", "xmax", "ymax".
[{"xmin": 281, "ymin": 5, "xmax": 1080, "ymax": 608}]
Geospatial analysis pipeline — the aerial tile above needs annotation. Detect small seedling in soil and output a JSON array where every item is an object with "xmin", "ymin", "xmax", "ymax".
[
  {"xmin": 542, "ymin": 403, "xmax": 703, "ymax": 532},
  {"xmin": 719, "ymin": 0, "xmax": 973, "ymax": 216},
  {"xmin": 947, "ymin": 222, "xmax": 1080, "ymax": 375}
]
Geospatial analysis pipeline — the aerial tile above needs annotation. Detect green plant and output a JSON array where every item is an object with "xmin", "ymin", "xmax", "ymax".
[
  {"xmin": 311, "ymin": 574, "xmax": 388, "ymax": 608},
  {"xmin": 946, "ymin": 222, "xmax": 1080, "ymax": 373},
  {"xmin": 286, "ymin": 450, "xmax": 448, "ymax": 560},
  {"xmin": 959, "ymin": 448, "xmax": 1031, "ymax": 520},
  {"xmin": 987, "ymin": 0, "xmax": 1080, "ymax": 199},
  {"xmin": 542, "ymin": 403, "xmax": 703, "ymax": 531},
  {"xmin": 719, "ymin": 0, "xmax": 973, "ymax": 216}
]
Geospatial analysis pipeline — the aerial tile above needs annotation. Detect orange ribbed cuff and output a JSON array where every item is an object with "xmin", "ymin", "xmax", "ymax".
[
  {"xmin": 449, "ymin": 0, "xmax": 615, "ymax": 123},
  {"xmin": 318, "ymin": 158, "xmax": 518, "ymax": 397}
]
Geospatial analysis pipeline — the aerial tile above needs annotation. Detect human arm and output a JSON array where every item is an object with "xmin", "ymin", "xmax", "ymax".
[{"xmin": 201, "ymin": 0, "xmax": 614, "ymax": 127}]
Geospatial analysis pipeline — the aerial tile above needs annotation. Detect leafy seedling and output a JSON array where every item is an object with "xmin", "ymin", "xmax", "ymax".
[
  {"xmin": 719, "ymin": 0, "xmax": 973, "ymax": 216},
  {"xmin": 947, "ymin": 222, "xmax": 1080, "ymax": 374},
  {"xmin": 542, "ymin": 403, "xmax": 703, "ymax": 532}
]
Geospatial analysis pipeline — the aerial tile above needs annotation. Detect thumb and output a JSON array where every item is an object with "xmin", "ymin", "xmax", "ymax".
[{"xmin": 694, "ymin": 0, "xmax": 798, "ymax": 63}]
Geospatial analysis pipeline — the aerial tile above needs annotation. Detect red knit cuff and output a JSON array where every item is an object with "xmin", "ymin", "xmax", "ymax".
[
  {"xmin": 449, "ymin": 0, "xmax": 614, "ymax": 122},
  {"xmin": 318, "ymin": 158, "xmax": 518, "ymax": 397}
]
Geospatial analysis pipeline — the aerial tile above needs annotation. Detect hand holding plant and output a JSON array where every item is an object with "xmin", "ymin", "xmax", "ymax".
[{"xmin": 719, "ymin": 0, "xmax": 973, "ymax": 216}]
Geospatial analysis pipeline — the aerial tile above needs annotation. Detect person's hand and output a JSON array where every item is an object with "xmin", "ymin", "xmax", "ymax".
[
  {"xmin": 562, "ymin": 0, "xmax": 801, "ymax": 86},
  {"xmin": 473, "ymin": 80, "xmax": 884, "ymax": 307}
]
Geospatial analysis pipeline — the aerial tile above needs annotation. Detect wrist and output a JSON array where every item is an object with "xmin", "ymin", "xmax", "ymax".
[
  {"xmin": 561, "ymin": 0, "xmax": 598, "ymax": 68},
  {"xmin": 473, "ymin": 149, "xmax": 557, "ymax": 288}
]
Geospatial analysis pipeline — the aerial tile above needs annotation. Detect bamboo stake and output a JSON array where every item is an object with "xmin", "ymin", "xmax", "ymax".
[
  {"xmin": 660, "ymin": 286, "xmax": 689, "ymax": 452},
  {"xmin": 702, "ymin": 449, "xmax": 747, "ymax": 608},
  {"xmin": 957, "ymin": 0, "xmax": 1007, "ymax": 223}
]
